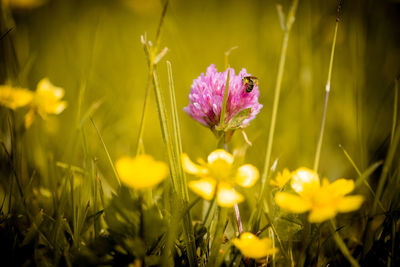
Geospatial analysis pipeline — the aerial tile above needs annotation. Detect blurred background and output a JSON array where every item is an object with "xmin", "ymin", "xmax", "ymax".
[{"xmin": 1, "ymin": 0, "xmax": 400, "ymax": 190}]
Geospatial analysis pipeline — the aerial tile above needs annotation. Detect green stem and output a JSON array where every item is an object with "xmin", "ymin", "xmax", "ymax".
[
  {"xmin": 390, "ymin": 78, "xmax": 398, "ymax": 145},
  {"xmin": 150, "ymin": 58, "xmax": 197, "ymax": 266},
  {"xmin": 167, "ymin": 61, "xmax": 190, "ymax": 200},
  {"xmin": 371, "ymin": 124, "xmax": 400, "ymax": 215},
  {"xmin": 330, "ymin": 220, "xmax": 360, "ymax": 267},
  {"xmin": 313, "ymin": 20, "xmax": 339, "ymax": 172},
  {"xmin": 257, "ymin": 0, "xmax": 299, "ymax": 228},
  {"xmin": 204, "ymin": 197, "xmax": 217, "ymax": 229},
  {"xmin": 135, "ymin": 0, "xmax": 169, "ymax": 155},
  {"xmin": 220, "ymin": 69, "xmax": 231, "ymax": 128},
  {"xmin": 135, "ymin": 64, "xmax": 153, "ymax": 155},
  {"xmin": 90, "ymin": 118, "xmax": 121, "ymax": 186},
  {"xmin": 340, "ymin": 145, "xmax": 385, "ymax": 212},
  {"xmin": 209, "ymin": 207, "xmax": 228, "ymax": 266}
]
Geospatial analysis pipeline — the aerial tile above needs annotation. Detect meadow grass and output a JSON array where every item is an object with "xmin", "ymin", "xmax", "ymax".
[{"xmin": 1, "ymin": 0, "xmax": 400, "ymax": 266}]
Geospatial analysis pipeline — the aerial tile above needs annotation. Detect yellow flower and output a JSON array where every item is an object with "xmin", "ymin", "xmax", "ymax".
[
  {"xmin": 25, "ymin": 78, "xmax": 67, "ymax": 128},
  {"xmin": 232, "ymin": 232, "xmax": 278, "ymax": 259},
  {"xmin": 0, "ymin": 85, "xmax": 33, "ymax": 110},
  {"xmin": 116, "ymin": 154, "xmax": 168, "ymax": 189},
  {"xmin": 274, "ymin": 168, "xmax": 364, "ymax": 223},
  {"xmin": 270, "ymin": 168, "xmax": 292, "ymax": 188},
  {"xmin": 181, "ymin": 149, "xmax": 259, "ymax": 207}
]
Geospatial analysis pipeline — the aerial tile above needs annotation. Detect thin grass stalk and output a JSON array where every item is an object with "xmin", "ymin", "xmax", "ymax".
[
  {"xmin": 150, "ymin": 64, "xmax": 196, "ymax": 266},
  {"xmin": 135, "ymin": 60, "xmax": 153, "ymax": 155},
  {"xmin": 150, "ymin": 67, "xmax": 179, "ymax": 193},
  {"xmin": 340, "ymin": 145, "xmax": 385, "ymax": 211},
  {"xmin": 92, "ymin": 159, "xmax": 100, "ymax": 239},
  {"xmin": 220, "ymin": 68, "xmax": 231, "ymax": 129},
  {"xmin": 371, "ymin": 126, "xmax": 400, "ymax": 215},
  {"xmin": 166, "ymin": 61, "xmax": 197, "ymax": 266},
  {"xmin": 256, "ymin": 0, "xmax": 299, "ymax": 229},
  {"xmin": 330, "ymin": 220, "xmax": 360, "ymax": 267},
  {"xmin": 90, "ymin": 117, "xmax": 121, "ymax": 187},
  {"xmin": 313, "ymin": 10, "xmax": 340, "ymax": 172},
  {"xmin": 209, "ymin": 207, "xmax": 228, "ymax": 266},
  {"xmin": 135, "ymin": 1, "xmax": 169, "ymax": 155},
  {"xmin": 391, "ymin": 78, "xmax": 399, "ymax": 145},
  {"xmin": 166, "ymin": 61, "xmax": 189, "ymax": 200}
]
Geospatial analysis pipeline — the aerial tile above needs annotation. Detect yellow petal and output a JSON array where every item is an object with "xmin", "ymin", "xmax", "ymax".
[
  {"xmin": 216, "ymin": 183, "xmax": 244, "ymax": 207},
  {"xmin": 207, "ymin": 149, "xmax": 234, "ymax": 165},
  {"xmin": 25, "ymin": 108, "xmax": 36, "ymax": 128},
  {"xmin": 291, "ymin": 167, "xmax": 320, "ymax": 196},
  {"xmin": 188, "ymin": 178, "xmax": 216, "ymax": 200},
  {"xmin": 0, "ymin": 86, "xmax": 33, "ymax": 110},
  {"xmin": 270, "ymin": 168, "xmax": 292, "ymax": 188},
  {"xmin": 232, "ymin": 232, "xmax": 278, "ymax": 259},
  {"xmin": 308, "ymin": 205, "xmax": 337, "ymax": 223},
  {"xmin": 274, "ymin": 192, "xmax": 311, "ymax": 213},
  {"xmin": 34, "ymin": 78, "xmax": 67, "ymax": 115},
  {"xmin": 116, "ymin": 155, "xmax": 168, "ymax": 189},
  {"xmin": 337, "ymin": 195, "xmax": 364, "ymax": 213},
  {"xmin": 37, "ymin": 78, "xmax": 64, "ymax": 98},
  {"xmin": 326, "ymin": 179, "xmax": 355, "ymax": 197},
  {"xmin": 181, "ymin": 153, "xmax": 207, "ymax": 176},
  {"xmin": 235, "ymin": 164, "xmax": 259, "ymax": 188}
]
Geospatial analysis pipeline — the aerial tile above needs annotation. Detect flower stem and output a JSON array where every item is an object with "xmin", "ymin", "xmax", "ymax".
[
  {"xmin": 209, "ymin": 207, "xmax": 228, "ymax": 266},
  {"xmin": 136, "ymin": 0, "xmax": 169, "ymax": 155},
  {"xmin": 220, "ymin": 68, "xmax": 231, "ymax": 128},
  {"xmin": 330, "ymin": 220, "xmax": 360, "ymax": 267},
  {"xmin": 257, "ymin": 0, "xmax": 299, "ymax": 227},
  {"xmin": 390, "ymin": 77, "xmax": 399, "ymax": 145},
  {"xmin": 90, "ymin": 117, "xmax": 121, "ymax": 187},
  {"xmin": 313, "ymin": 12, "xmax": 339, "ymax": 172}
]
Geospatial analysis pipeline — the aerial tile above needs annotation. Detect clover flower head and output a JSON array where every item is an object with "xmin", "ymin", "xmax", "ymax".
[
  {"xmin": 184, "ymin": 64, "xmax": 262, "ymax": 132},
  {"xmin": 274, "ymin": 167, "xmax": 364, "ymax": 223},
  {"xmin": 232, "ymin": 232, "xmax": 278, "ymax": 259},
  {"xmin": 181, "ymin": 149, "xmax": 259, "ymax": 207},
  {"xmin": 116, "ymin": 154, "xmax": 169, "ymax": 189}
]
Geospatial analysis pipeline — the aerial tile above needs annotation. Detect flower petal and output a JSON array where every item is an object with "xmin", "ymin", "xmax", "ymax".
[
  {"xmin": 116, "ymin": 155, "xmax": 168, "ymax": 189},
  {"xmin": 270, "ymin": 168, "xmax": 292, "ymax": 188},
  {"xmin": 232, "ymin": 232, "xmax": 278, "ymax": 259},
  {"xmin": 235, "ymin": 164, "xmax": 259, "ymax": 187},
  {"xmin": 291, "ymin": 167, "xmax": 320, "ymax": 196},
  {"xmin": 337, "ymin": 195, "xmax": 364, "ymax": 213},
  {"xmin": 25, "ymin": 108, "xmax": 36, "ymax": 128},
  {"xmin": 308, "ymin": 205, "xmax": 337, "ymax": 223},
  {"xmin": 326, "ymin": 178, "xmax": 355, "ymax": 197},
  {"xmin": 216, "ymin": 183, "xmax": 243, "ymax": 207},
  {"xmin": 188, "ymin": 178, "xmax": 216, "ymax": 200},
  {"xmin": 274, "ymin": 192, "xmax": 311, "ymax": 213},
  {"xmin": 0, "ymin": 86, "xmax": 33, "ymax": 110},
  {"xmin": 34, "ymin": 78, "xmax": 67, "ymax": 115},
  {"xmin": 181, "ymin": 153, "xmax": 207, "ymax": 176},
  {"xmin": 207, "ymin": 149, "xmax": 234, "ymax": 165}
]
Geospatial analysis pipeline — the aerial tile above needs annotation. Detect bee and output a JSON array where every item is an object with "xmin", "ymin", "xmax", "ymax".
[{"xmin": 242, "ymin": 76, "xmax": 258, "ymax": 93}]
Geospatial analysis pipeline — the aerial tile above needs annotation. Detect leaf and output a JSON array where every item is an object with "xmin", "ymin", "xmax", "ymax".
[{"xmin": 224, "ymin": 108, "xmax": 252, "ymax": 130}]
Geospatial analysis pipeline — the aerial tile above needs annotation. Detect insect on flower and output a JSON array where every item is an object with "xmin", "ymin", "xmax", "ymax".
[
  {"xmin": 242, "ymin": 76, "xmax": 258, "ymax": 93},
  {"xmin": 184, "ymin": 64, "xmax": 262, "ymax": 137}
]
